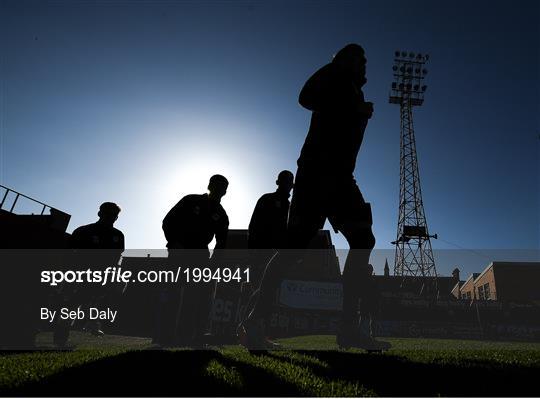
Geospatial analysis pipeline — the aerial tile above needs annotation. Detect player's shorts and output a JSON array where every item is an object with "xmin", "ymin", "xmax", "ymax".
[{"xmin": 288, "ymin": 168, "xmax": 373, "ymax": 235}]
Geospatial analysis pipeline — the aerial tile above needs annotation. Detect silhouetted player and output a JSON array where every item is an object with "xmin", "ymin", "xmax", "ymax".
[
  {"xmin": 71, "ymin": 202, "xmax": 125, "ymax": 251},
  {"xmin": 161, "ymin": 174, "xmax": 229, "ymax": 346},
  {"xmin": 242, "ymin": 170, "xmax": 294, "ymax": 321},
  {"xmin": 54, "ymin": 202, "xmax": 124, "ymax": 346},
  {"xmin": 242, "ymin": 44, "xmax": 389, "ymax": 350},
  {"xmin": 248, "ymin": 170, "xmax": 294, "ymax": 250}
]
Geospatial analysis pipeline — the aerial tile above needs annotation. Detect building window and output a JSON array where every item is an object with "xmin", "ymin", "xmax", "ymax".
[
  {"xmin": 483, "ymin": 283, "xmax": 490, "ymax": 300},
  {"xmin": 478, "ymin": 285, "xmax": 485, "ymax": 300}
]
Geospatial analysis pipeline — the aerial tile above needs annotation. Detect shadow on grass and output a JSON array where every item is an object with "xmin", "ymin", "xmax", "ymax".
[
  {"xmin": 266, "ymin": 350, "xmax": 540, "ymax": 396},
  {"xmin": 5, "ymin": 349, "xmax": 302, "ymax": 397},
  {"xmin": 4, "ymin": 348, "xmax": 539, "ymax": 396}
]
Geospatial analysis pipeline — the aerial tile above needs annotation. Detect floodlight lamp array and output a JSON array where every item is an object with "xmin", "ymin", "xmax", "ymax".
[
  {"xmin": 394, "ymin": 50, "xmax": 429, "ymax": 63},
  {"xmin": 389, "ymin": 50, "xmax": 430, "ymax": 105}
]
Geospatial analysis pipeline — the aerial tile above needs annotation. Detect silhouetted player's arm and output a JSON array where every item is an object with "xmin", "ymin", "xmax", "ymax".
[
  {"xmin": 214, "ymin": 215, "xmax": 229, "ymax": 250},
  {"xmin": 113, "ymin": 231, "xmax": 125, "ymax": 264},
  {"xmin": 210, "ymin": 214, "xmax": 229, "ymax": 266},
  {"xmin": 119, "ymin": 232, "xmax": 125, "ymax": 250}
]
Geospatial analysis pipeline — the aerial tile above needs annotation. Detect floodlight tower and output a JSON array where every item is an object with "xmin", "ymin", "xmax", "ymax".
[{"xmin": 389, "ymin": 50, "xmax": 438, "ymax": 293}]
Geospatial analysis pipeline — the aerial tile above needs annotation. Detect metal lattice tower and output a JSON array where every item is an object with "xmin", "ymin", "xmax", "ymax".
[{"xmin": 389, "ymin": 50, "xmax": 438, "ymax": 293}]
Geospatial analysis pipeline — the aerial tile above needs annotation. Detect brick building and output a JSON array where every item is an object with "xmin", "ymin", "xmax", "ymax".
[
  {"xmin": 458, "ymin": 273, "xmax": 480, "ymax": 300},
  {"xmin": 453, "ymin": 262, "xmax": 540, "ymax": 302}
]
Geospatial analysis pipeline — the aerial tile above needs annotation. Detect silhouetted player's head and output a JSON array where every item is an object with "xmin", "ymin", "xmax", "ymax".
[
  {"xmin": 208, "ymin": 174, "xmax": 229, "ymax": 202},
  {"xmin": 98, "ymin": 202, "xmax": 121, "ymax": 226},
  {"xmin": 276, "ymin": 170, "xmax": 294, "ymax": 195},
  {"xmin": 333, "ymin": 43, "xmax": 367, "ymax": 87}
]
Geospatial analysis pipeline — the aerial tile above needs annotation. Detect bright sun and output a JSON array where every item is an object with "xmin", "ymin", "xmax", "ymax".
[{"xmin": 157, "ymin": 152, "xmax": 257, "ymax": 237}]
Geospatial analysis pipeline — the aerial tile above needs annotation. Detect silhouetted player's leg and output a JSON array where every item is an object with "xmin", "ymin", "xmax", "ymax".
[
  {"xmin": 240, "ymin": 249, "xmax": 274, "ymax": 324},
  {"xmin": 241, "ymin": 175, "xmax": 321, "ymax": 349},
  {"xmin": 331, "ymin": 184, "xmax": 391, "ymax": 350},
  {"xmin": 175, "ymin": 249, "xmax": 211, "ymax": 346},
  {"xmin": 339, "ymin": 223, "xmax": 375, "ymax": 329},
  {"xmin": 248, "ymin": 169, "xmax": 323, "ymax": 324},
  {"xmin": 241, "ymin": 232, "xmax": 315, "ymax": 350},
  {"xmin": 247, "ymin": 226, "xmax": 316, "ymax": 322},
  {"xmin": 192, "ymin": 279, "xmax": 216, "ymax": 346}
]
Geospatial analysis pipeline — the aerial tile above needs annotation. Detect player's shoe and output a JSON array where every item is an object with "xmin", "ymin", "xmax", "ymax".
[
  {"xmin": 337, "ymin": 321, "xmax": 391, "ymax": 352},
  {"xmin": 188, "ymin": 333, "xmax": 212, "ymax": 349},
  {"xmin": 337, "ymin": 333, "xmax": 391, "ymax": 352},
  {"xmin": 91, "ymin": 329, "xmax": 105, "ymax": 337},
  {"xmin": 237, "ymin": 319, "xmax": 281, "ymax": 351}
]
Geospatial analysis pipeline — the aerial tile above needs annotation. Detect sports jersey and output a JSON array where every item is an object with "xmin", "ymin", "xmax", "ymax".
[
  {"xmin": 162, "ymin": 193, "xmax": 229, "ymax": 249},
  {"xmin": 248, "ymin": 191, "xmax": 290, "ymax": 249},
  {"xmin": 70, "ymin": 222, "xmax": 124, "ymax": 250}
]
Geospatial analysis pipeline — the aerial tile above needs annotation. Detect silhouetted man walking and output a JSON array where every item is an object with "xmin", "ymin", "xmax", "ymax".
[
  {"xmin": 55, "ymin": 202, "xmax": 124, "ymax": 346},
  {"xmin": 242, "ymin": 44, "xmax": 389, "ymax": 350},
  {"xmin": 248, "ymin": 170, "xmax": 294, "ymax": 251},
  {"xmin": 71, "ymin": 202, "xmax": 125, "ymax": 251},
  {"xmin": 241, "ymin": 170, "xmax": 294, "ymax": 323},
  {"xmin": 160, "ymin": 174, "xmax": 229, "ymax": 346}
]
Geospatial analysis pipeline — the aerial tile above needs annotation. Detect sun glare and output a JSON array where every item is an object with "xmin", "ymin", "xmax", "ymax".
[{"xmin": 157, "ymin": 152, "xmax": 257, "ymax": 238}]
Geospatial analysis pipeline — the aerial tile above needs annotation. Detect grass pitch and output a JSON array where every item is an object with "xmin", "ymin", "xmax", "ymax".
[{"xmin": 1, "ymin": 332, "xmax": 539, "ymax": 396}]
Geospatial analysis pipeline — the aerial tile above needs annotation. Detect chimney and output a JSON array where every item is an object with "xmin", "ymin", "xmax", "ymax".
[{"xmin": 452, "ymin": 267, "xmax": 460, "ymax": 282}]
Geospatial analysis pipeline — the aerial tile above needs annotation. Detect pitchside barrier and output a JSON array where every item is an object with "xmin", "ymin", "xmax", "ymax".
[{"xmin": 208, "ymin": 278, "xmax": 540, "ymax": 342}]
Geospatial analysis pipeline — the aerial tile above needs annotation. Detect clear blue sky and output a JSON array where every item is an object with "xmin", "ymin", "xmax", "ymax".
[{"xmin": 1, "ymin": 0, "xmax": 539, "ymax": 277}]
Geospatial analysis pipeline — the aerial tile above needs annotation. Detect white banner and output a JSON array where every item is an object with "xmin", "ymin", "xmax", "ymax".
[{"xmin": 279, "ymin": 280, "xmax": 343, "ymax": 310}]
